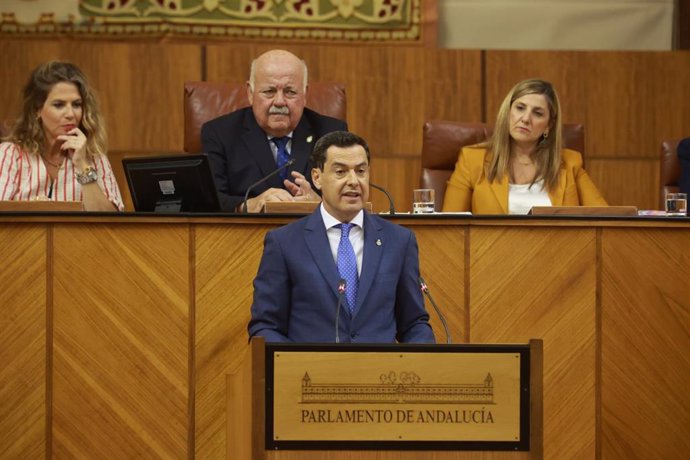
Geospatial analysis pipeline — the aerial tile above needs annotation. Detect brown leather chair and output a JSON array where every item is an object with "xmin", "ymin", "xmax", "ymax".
[
  {"xmin": 659, "ymin": 139, "xmax": 681, "ymax": 208},
  {"xmin": 183, "ymin": 81, "xmax": 347, "ymax": 153},
  {"xmin": 420, "ymin": 121, "xmax": 585, "ymax": 208}
]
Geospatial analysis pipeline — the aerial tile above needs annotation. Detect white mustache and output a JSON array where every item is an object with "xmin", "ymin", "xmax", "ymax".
[{"xmin": 269, "ymin": 106, "xmax": 290, "ymax": 115}]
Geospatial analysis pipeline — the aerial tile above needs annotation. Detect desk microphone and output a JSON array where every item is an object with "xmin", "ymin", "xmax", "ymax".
[
  {"xmin": 335, "ymin": 279, "xmax": 346, "ymax": 343},
  {"xmin": 369, "ymin": 182, "xmax": 396, "ymax": 215},
  {"xmin": 242, "ymin": 158, "xmax": 296, "ymax": 213},
  {"xmin": 418, "ymin": 276, "xmax": 452, "ymax": 344}
]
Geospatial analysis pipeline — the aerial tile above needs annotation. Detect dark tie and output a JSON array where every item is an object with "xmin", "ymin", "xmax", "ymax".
[
  {"xmin": 272, "ymin": 136, "xmax": 291, "ymax": 181},
  {"xmin": 336, "ymin": 223, "xmax": 359, "ymax": 313}
]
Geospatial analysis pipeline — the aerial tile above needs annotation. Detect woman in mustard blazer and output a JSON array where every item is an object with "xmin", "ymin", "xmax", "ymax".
[{"xmin": 442, "ymin": 79, "xmax": 606, "ymax": 214}]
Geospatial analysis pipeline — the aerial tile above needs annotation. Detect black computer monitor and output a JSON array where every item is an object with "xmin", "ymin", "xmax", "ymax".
[{"xmin": 123, "ymin": 154, "xmax": 221, "ymax": 212}]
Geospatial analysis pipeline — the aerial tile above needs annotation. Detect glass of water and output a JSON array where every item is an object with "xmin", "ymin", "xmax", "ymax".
[
  {"xmin": 665, "ymin": 192, "xmax": 687, "ymax": 216},
  {"xmin": 412, "ymin": 189, "xmax": 435, "ymax": 214}
]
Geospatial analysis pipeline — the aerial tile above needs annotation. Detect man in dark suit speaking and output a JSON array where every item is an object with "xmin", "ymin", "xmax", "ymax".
[
  {"xmin": 248, "ymin": 131, "xmax": 435, "ymax": 343},
  {"xmin": 201, "ymin": 49, "xmax": 347, "ymax": 212}
]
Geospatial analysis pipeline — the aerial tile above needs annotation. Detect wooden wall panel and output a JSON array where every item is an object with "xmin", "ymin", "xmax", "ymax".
[
  {"xmin": 469, "ymin": 227, "xmax": 597, "ymax": 458},
  {"xmin": 51, "ymin": 224, "xmax": 189, "ymax": 457},
  {"xmin": 588, "ymin": 158, "xmax": 660, "ymax": 209},
  {"xmin": 370, "ymin": 157, "xmax": 421, "ymax": 213},
  {"xmin": 601, "ymin": 229, "xmax": 690, "ymax": 459},
  {"xmin": 195, "ymin": 224, "xmax": 275, "ymax": 459},
  {"xmin": 414, "ymin": 225, "xmax": 466, "ymax": 343},
  {"xmin": 582, "ymin": 51, "xmax": 690, "ymax": 157},
  {"xmin": 0, "ymin": 225, "xmax": 46, "ymax": 458}
]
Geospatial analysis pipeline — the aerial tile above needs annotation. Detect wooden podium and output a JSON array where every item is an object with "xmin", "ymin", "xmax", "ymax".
[{"xmin": 227, "ymin": 338, "xmax": 543, "ymax": 460}]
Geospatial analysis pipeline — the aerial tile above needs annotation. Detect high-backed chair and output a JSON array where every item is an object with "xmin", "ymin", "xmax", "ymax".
[
  {"xmin": 420, "ymin": 121, "xmax": 585, "ymax": 208},
  {"xmin": 659, "ymin": 139, "xmax": 682, "ymax": 208},
  {"xmin": 183, "ymin": 81, "xmax": 347, "ymax": 153}
]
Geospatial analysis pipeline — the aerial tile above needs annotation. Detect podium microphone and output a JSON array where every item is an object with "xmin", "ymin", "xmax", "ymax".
[
  {"xmin": 418, "ymin": 276, "xmax": 452, "ymax": 344},
  {"xmin": 369, "ymin": 182, "xmax": 396, "ymax": 215},
  {"xmin": 242, "ymin": 158, "xmax": 296, "ymax": 213},
  {"xmin": 335, "ymin": 279, "xmax": 347, "ymax": 343}
]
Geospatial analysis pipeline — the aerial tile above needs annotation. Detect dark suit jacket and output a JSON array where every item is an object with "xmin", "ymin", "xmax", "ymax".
[
  {"xmin": 201, "ymin": 107, "xmax": 347, "ymax": 211},
  {"xmin": 679, "ymin": 138, "xmax": 690, "ymax": 194},
  {"xmin": 248, "ymin": 209, "xmax": 435, "ymax": 343}
]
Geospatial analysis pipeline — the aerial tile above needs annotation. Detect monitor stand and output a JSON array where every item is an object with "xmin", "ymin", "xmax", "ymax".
[{"xmin": 154, "ymin": 200, "xmax": 182, "ymax": 213}]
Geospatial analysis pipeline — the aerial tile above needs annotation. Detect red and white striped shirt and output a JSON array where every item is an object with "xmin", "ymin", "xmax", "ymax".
[{"xmin": 0, "ymin": 142, "xmax": 124, "ymax": 211}]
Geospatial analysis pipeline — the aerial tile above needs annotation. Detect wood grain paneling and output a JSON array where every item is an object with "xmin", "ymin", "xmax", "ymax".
[
  {"xmin": 582, "ymin": 51, "xmax": 690, "ymax": 157},
  {"xmin": 0, "ymin": 225, "xmax": 46, "ymax": 458},
  {"xmin": 469, "ymin": 226, "xmax": 597, "ymax": 459},
  {"xmin": 414, "ymin": 225, "xmax": 466, "ymax": 343},
  {"xmin": 2, "ymin": 216, "xmax": 690, "ymax": 457},
  {"xmin": 51, "ymin": 224, "xmax": 189, "ymax": 457},
  {"xmin": 0, "ymin": 39, "xmax": 64, "ymax": 122},
  {"xmin": 195, "ymin": 224, "xmax": 276, "ymax": 459},
  {"xmin": 370, "ymin": 156, "xmax": 421, "ymax": 213},
  {"xmin": 601, "ymin": 228, "xmax": 690, "ymax": 459},
  {"xmin": 587, "ymin": 158, "xmax": 659, "ymax": 210}
]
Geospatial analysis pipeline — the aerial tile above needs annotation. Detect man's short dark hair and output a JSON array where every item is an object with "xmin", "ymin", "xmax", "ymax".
[{"xmin": 310, "ymin": 131, "xmax": 371, "ymax": 169}]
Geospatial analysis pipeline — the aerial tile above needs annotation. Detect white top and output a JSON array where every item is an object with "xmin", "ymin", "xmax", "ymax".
[
  {"xmin": 320, "ymin": 204, "xmax": 364, "ymax": 276},
  {"xmin": 0, "ymin": 142, "xmax": 124, "ymax": 210},
  {"xmin": 508, "ymin": 179, "xmax": 551, "ymax": 215}
]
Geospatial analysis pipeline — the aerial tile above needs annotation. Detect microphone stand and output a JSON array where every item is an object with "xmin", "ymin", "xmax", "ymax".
[
  {"xmin": 242, "ymin": 158, "xmax": 296, "ymax": 213},
  {"xmin": 335, "ymin": 279, "xmax": 346, "ymax": 343},
  {"xmin": 418, "ymin": 276, "xmax": 452, "ymax": 344},
  {"xmin": 369, "ymin": 182, "xmax": 396, "ymax": 215}
]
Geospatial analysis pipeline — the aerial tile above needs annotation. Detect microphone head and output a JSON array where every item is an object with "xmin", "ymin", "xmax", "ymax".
[
  {"xmin": 338, "ymin": 279, "xmax": 347, "ymax": 293},
  {"xmin": 417, "ymin": 276, "xmax": 428, "ymax": 293}
]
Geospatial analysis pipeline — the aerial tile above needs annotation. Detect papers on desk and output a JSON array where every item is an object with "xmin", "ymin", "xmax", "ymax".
[
  {"xmin": 637, "ymin": 210, "xmax": 668, "ymax": 216},
  {"xmin": 379, "ymin": 211, "xmax": 472, "ymax": 215}
]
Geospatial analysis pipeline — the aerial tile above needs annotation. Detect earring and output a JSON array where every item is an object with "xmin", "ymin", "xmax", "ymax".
[{"xmin": 543, "ymin": 131, "xmax": 549, "ymax": 140}]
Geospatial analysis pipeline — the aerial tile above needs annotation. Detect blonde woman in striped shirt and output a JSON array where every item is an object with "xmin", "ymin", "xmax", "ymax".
[{"xmin": 0, "ymin": 61, "xmax": 123, "ymax": 211}]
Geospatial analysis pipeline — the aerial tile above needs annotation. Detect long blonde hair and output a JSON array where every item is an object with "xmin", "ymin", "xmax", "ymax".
[
  {"xmin": 6, "ymin": 61, "xmax": 107, "ymax": 158},
  {"xmin": 485, "ymin": 79, "xmax": 563, "ymax": 192}
]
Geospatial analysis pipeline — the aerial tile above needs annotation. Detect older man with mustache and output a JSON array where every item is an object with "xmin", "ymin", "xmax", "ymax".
[{"xmin": 202, "ymin": 49, "xmax": 348, "ymax": 212}]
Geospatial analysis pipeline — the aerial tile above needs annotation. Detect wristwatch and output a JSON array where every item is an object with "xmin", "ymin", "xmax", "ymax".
[{"xmin": 76, "ymin": 166, "xmax": 98, "ymax": 185}]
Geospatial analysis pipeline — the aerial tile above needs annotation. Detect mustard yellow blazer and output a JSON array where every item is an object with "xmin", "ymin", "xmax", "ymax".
[{"xmin": 442, "ymin": 147, "xmax": 607, "ymax": 214}]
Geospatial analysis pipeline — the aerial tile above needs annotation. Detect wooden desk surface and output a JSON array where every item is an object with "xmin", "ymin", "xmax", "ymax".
[{"xmin": 1, "ymin": 214, "xmax": 688, "ymax": 458}]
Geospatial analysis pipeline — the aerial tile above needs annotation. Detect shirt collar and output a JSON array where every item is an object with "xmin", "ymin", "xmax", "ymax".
[
  {"xmin": 268, "ymin": 131, "xmax": 294, "ymax": 142},
  {"xmin": 320, "ymin": 204, "xmax": 364, "ymax": 230}
]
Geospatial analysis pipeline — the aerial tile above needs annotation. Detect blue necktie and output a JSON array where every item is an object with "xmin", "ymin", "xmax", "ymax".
[
  {"xmin": 336, "ymin": 223, "xmax": 359, "ymax": 313},
  {"xmin": 272, "ymin": 136, "xmax": 290, "ymax": 181}
]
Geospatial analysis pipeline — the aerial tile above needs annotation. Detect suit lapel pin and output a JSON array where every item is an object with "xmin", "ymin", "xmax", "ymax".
[
  {"xmin": 307, "ymin": 135, "xmax": 313, "ymax": 143},
  {"xmin": 376, "ymin": 239, "xmax": 382, "ymax": 246}
]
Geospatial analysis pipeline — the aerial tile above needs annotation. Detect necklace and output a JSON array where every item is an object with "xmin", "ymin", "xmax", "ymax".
[{"xmin": 42, "ymin": 155, "xmax": 64, "ymax": 169}]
